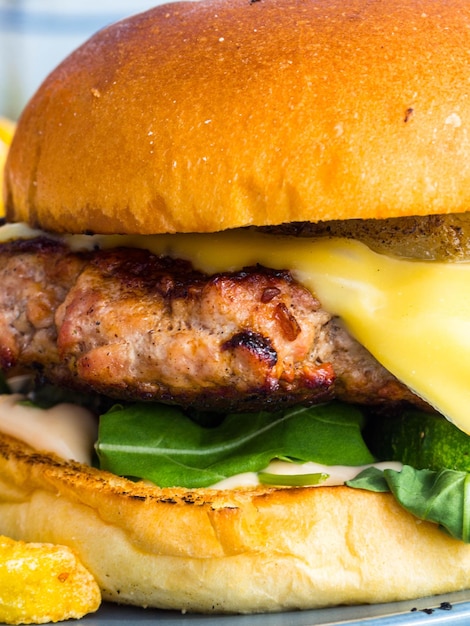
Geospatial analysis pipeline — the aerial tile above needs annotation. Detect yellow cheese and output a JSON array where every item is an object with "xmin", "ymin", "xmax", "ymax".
[{"xmin": 2, "ymin": 223, "xmax": 470, "ymax": 434}]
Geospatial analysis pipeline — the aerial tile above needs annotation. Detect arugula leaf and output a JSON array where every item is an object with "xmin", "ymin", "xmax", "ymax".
[
  {"xmin": 345, "ymin": 466, "xmax": 390, "ymax": 492},
  {"xmin": 96, "ymin": 402, "xmax": 374, "ymax": 488},
  {"xmin": 348, "ymin": 465, "xmax": 470, "ymax": 543}
]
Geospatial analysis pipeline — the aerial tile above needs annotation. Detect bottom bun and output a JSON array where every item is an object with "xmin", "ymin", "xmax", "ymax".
[{"xmin": 0, "ymin": 432, "xmax": 470, "ymax": 614}]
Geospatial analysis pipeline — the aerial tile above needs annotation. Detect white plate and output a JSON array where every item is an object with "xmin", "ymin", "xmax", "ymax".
[{"xmin": 68, "ymin": 590, "xmax": 470, "ymax": 626}]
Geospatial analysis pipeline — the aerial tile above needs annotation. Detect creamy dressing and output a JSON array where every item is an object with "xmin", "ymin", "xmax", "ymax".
[
  {"xmin": 210, "ymin": 460, "xmax": 403, "ymax": 489},
  {"xmin": 2, "ymin": 222, "xmax": 470, "ymax": 433},
  {"xmin": 0, "ymin": 223, "xmax": 47, "ymax": 243},
  {"xmin": 0, "ymin": 394, "xmax": 97, "ymax": 464}
]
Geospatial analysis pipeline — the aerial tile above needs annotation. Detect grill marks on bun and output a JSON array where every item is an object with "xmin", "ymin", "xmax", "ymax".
[{"xmin": 1, "ymin": 431, "xmax": 470, "ymax": 612}]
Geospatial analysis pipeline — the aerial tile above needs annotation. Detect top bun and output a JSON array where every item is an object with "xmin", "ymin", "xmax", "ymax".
[{"xmin": 5, "ymin": 0, "xmax": 470, "ymax": 235}]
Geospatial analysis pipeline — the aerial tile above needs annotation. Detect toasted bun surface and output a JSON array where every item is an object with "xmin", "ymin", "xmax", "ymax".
[
  {"xmin": 5, "ymin": 0, "xmax": 470, "ymax": 235},
  {"xmin": 1, "ymin": 432, "xmax": 470, "ymax": 613}
]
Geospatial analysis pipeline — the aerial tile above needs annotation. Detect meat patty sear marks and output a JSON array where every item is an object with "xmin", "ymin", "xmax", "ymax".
[{"xmin": 0, "ymin": 237, "xmax": 423, "ymax": 411}]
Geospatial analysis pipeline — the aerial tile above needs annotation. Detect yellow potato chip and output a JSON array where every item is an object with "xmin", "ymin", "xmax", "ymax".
[
  {"xmin": 0, "ymin": 535, "xmax": 101, "ymax": 624},
  {"xmin": 0, "ymin": 117, "xmax": 15, "ymax": 218},
  {"xmin": 0, "ymin": 117, "xmax": 15, "ymax": 146}
]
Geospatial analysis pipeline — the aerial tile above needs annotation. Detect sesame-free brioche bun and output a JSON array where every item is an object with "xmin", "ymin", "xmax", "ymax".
[
  {"xmin": 1, "ymin": 431, "xmax": 470, "ymax": 613},
  {"xmin": 5, "ymin": 0, "xmax": 470, "ymax": 235}
]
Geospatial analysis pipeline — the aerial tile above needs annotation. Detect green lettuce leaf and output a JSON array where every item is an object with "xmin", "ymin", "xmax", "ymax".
[
  {"xmin": 348, "ymin": 465, "xmax": 470, "ymax": 542},
  {"xmin": 96, "ymin": 402, "xmax": 374, "ymax": 488}
]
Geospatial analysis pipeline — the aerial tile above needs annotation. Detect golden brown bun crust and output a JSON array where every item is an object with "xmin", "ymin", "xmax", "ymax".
[
  {"xmin": 1, "ymin": 432, "xmax": 470, "ymax": 613},
  {"xmin": 5, "ymin": 0, "xmax": 470, "ymax": 234}
]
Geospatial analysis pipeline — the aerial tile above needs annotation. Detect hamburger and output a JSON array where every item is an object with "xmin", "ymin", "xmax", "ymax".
[{"xmin": 2, "ymin": 0, "xmax": 470, "ymax": 614}]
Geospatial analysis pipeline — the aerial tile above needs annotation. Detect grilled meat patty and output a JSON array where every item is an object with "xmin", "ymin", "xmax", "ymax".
[{"xmin": 0, "ymin": 237, "xmax": 423, "ymax": 411}]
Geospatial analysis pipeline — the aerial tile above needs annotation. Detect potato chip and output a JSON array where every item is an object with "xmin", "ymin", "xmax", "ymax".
[
  {"xmin": 0, "ymin": 117, "xmax": 15, "ymax": 218},
  {"xmin": 0, "ymin": 535, "xmax": 101, "ymax": 624}
]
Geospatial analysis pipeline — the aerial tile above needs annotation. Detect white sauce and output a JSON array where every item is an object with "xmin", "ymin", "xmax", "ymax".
[
  {"xmin": 0, "ymin": 223, "xmax": 47, "ymax": 243},
  {"xmin": 210, "ymin": 460, "xmax": 403, "ymax": 489},
  {"xmin": 0, "ymin": 394, "xmax": 97, "ymax": 464}
]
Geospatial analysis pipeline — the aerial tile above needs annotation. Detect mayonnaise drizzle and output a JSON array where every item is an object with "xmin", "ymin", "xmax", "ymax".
[
  {"xmin": 210, "ymin": 460, "xmax": 403, "ymax": 489},
  {"xmin": 0, "ymin": 394, "xmax": 97, "ymax": 464}
]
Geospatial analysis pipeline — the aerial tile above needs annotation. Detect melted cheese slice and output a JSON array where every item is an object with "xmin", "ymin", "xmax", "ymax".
[{"xmin": 3, "ymin": 223, "xmax": 470, "ymax": 434}]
